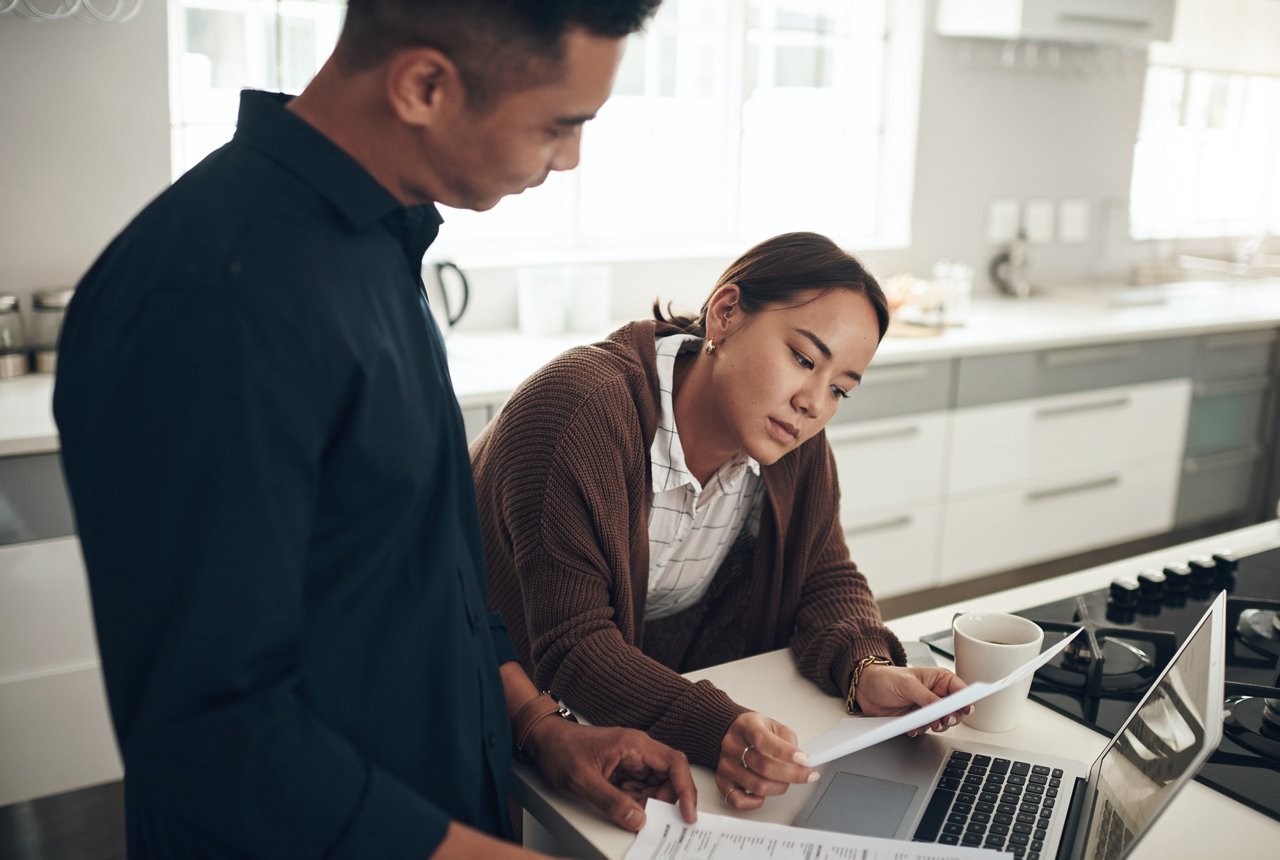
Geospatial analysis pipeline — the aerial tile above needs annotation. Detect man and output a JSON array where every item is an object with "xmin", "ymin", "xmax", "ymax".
[{"xmin": 54, "ymin": 2, "xmax": 695, "ymax": 857}]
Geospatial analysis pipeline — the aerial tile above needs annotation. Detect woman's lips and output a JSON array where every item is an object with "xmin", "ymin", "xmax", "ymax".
[{"xmin": 768, "ymin": 417, "xmax": 799, "ymax": 444}]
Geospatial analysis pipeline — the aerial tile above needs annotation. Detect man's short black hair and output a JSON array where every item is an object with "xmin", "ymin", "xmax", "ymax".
[{"xmin": 339, "ymin": 0, "xmax": 662, "ymax": 108}]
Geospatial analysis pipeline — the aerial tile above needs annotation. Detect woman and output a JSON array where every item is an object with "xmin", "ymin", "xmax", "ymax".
[{"xmin": 472, "ymin": 232, "xmax": 969, "ymax": 810}]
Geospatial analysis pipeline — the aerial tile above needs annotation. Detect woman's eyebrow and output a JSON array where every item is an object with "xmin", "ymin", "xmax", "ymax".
[{"xmin": 795, "ymin": 328, "xmax": 862, "ymax": 382}]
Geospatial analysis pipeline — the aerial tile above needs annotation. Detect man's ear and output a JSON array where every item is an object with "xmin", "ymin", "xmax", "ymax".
[{"xmin": 385, "ymin": 48, "xmax": 464, "ymax": 127}]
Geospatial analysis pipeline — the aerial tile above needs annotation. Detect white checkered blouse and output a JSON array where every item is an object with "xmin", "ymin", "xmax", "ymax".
[{"xmin": 645, "ymin": 334, "xmax": 766, "ymax": 621}]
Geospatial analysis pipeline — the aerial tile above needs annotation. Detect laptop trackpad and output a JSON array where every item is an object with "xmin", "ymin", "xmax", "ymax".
[{"xmin": 803, "ymin": 771, "xmax": 917, "ymax": 838}]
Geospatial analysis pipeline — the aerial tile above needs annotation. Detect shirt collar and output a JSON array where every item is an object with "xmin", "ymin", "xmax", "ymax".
[
  {"xmin": 232, "ymin": 90, "xmax": 443, "ymax": 261},
  {"xmin": 651, "ymin": 334, "xmax": 760, "ymax": 495}
]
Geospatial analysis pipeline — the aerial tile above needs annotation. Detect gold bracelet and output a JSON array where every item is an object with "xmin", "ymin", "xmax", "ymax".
[{"xmin": 845, "ymin": 655, "xmax": 893, "ymax": 715}]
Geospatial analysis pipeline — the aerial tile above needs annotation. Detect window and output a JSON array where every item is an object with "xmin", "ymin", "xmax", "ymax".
[
  {"xmin": 168, "ymin": 0, "xmax": 922, "ymax": 261},
  {"xmin": 1130, "ymin": 65, "xmax": 1280, "ymax": 240},
  {"xmin": 168, "ymin": 0, "xmax": 344, "ymax": 179}
]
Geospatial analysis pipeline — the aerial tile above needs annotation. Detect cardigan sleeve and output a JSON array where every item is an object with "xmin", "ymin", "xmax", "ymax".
[
  {"xmin": 480, "ymin": 364, "xmax": 746, "ymax": 768},
  {"xmin": 786, "ymin": 440, "xmax": 907, "ymax": 696}
]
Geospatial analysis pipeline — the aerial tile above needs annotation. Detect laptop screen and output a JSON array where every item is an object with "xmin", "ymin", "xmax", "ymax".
[{"xmin": 1077, "ymin": 592, "xmax": 1226, "ymax": 860}]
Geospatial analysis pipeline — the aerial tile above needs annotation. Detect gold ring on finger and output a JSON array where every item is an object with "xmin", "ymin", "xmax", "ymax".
[
  {"xmin": 723, "ymin": 786, "xmax": 738, "ymax": 804},
  {"xmin": 741, "ymin": 744, "xmax": 753, "ymax": 771}
]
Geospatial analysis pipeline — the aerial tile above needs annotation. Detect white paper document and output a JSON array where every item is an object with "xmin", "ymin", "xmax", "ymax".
[
  {"xmin": 625, "ymin": 800, "xmax": 1007, "ymax": 860},
  {"xmin": 803, "ymin": 629, "xmax": 1082, "ymax": 766}
]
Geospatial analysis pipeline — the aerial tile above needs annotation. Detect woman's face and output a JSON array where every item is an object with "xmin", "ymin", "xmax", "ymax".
[{"xmin": 706, "ymin": 287, "xmax": 881, "ymax": 465}]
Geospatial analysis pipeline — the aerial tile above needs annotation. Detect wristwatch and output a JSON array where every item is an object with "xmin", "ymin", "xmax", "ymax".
[{"xmin": 845, "ymin": 655, "xmax": 893, "ymax": 715}]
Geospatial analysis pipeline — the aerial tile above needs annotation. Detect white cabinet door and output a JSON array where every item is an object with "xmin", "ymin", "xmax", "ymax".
[
  {"xmin": 828, "ymin": 411, "xmax": 951, "ymax": 521},
  {"xmin": 947, "ymin": 379, "xmax": 1190, "ymax": 497},
  {"xmin": 939, "ymin": 459, "xmax": 1181, "ymax": 583},
  {"xmin": 844, "ymin": 504, "xmax": 942, "ymax": 598},
  {"xmin": 0, "ymin": 537, "xmax": 121, "ymax": 805}
]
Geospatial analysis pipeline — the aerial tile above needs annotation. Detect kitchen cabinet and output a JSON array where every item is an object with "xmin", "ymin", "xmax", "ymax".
[
  {"xmin": 1175, "ymin": 329, "xmax": 1278, "ymax": 526},
  {"xmin": 936, "ymin": 0, "xmax": 1175, "ymax": 45},
  {"xmin": 939, "ymin": 380, "xmax": 1190, "ymax": 581},
  {"xmin": 0, "ymin": 450, "xmax": 121, "ymax": 807},
  {"xmin": 827, "ymin": 359, "xmax": 954, "ymax": 598}
]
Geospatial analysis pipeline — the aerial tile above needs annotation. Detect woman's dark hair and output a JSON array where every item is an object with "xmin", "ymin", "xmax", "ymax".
[
  {"xmin": 338, "ymin": 0, "xmax": 661, "ymax": 109},
  {"xmin": 654, "ymin": 232, "xmax": 890, "ymax": 341}
]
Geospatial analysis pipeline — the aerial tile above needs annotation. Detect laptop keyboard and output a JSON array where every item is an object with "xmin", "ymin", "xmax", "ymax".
[{"xmin": 912, "ymin": 750, "xmax": 1063, "ymax": 859}]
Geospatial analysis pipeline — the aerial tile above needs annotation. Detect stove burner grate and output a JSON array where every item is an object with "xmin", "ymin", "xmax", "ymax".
[
  {"xmin": 1237, "ymin": 609, "xmax": 1280, "ymax": 661},
  {"xmin": 1224, "ymin": 696, "xmax": 1280, "ymax": 763}
]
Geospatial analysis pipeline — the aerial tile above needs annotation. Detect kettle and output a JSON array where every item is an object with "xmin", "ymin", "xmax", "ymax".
[
  {"xmin": 989, "ymin": 229, "xmax": 1031, "ymax": 299},
  {"xmin": 424, "ymin": 261, "xmax": 470, "ymax": 335}
]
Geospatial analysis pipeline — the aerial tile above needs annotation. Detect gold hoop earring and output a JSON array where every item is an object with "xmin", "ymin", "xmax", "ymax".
[{"xmin": 704, "ymin": 337, "xmax": 717, "ymax": 356}]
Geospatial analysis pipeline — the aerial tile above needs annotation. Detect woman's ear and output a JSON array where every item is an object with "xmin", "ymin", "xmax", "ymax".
[
  {"xmin": 705, "ymin": 284, "xmax": 742, "ymax": 342},
  {"xmin": 385, "ymin": 48, "xmax": 464, "ymax": 128}
]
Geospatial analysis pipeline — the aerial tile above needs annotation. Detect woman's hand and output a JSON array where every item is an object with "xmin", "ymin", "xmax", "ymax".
[
  {"xmin": 854, "ymin": 665, "xmax": 973, "ymax": 736},
  {"xmin": 716, "ymin": 712, "xmax": 818, "ymax": 811}
]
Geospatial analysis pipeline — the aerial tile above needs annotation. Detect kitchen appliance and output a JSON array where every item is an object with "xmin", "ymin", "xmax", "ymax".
[
  {"xmin": 423, "ymin": 261, "xmax": 469, "ymax": 337},
  {"xmin": 990, "ymin": 229, "xmax": 1031, "ymax": 298},
  {"xmin": 30, "ymin": 286, "xmax": 73, "ymax": 373},
  {"xmin": 924, "ymin": 547, "xmax": 1280, "ymax": 823},
  {"xmin": 0, "ymin": 294, "xmax": 28, "ymax": 378}
]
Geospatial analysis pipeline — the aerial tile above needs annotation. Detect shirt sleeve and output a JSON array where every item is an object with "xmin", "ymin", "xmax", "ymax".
[
  {"xmin": 787, "ymin": 440, "xmax": 907, "ymax": 695},
  {"xmin": 55, "ymin": 272, "xmax": 452, "ymax": 858}
]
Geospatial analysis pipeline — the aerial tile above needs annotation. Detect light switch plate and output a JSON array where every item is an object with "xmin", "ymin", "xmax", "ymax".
[
  {"xmin": 1059, "ymin": 198, "xmax": 1091, "ymax": 244},
  {"xmin": 1025, "ymin": 199, "xmax": 1055, "ymax": 243},
  {"xmin": 987, "ymin": 199, "xmax": 1020, "ymax": 243}
]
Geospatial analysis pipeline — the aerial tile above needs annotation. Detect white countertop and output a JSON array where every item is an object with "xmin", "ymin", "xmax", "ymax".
[
  {"xmin": 6, "ymin": 282, "xmax": 1280, "ymax": 457},
  {"xmin": 514, "ymin": 520, "xmax": 1280, "ymax": 860}
]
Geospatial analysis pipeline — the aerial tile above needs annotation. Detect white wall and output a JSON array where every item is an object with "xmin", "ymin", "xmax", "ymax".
[{"xmin": 0, "ymin": 4, "xmax": 171, "ymax": 310}]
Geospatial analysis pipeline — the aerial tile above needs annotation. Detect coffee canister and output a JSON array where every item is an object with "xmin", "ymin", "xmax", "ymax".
[
  {"xmin": 0, "ymin": 295, "xmax": 28, "ymax": 379},
  {"xmin": 31, "ymin": 287, "xmax": 75, "ymax": 374}
]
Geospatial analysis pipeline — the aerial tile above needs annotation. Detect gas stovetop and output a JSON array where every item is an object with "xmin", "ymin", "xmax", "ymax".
[{"xmin": 924, "ymin": 546, "xmax": 1280, "ymax": 823}]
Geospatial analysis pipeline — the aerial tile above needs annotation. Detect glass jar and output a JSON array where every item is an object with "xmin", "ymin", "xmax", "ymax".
[
  {"xmin": 31, "ymin": 287, "xmax": 74, "ymax": 374},
  {"xmin": 0, "ymin": 295, "xmax": 28, "ymax": 379}
]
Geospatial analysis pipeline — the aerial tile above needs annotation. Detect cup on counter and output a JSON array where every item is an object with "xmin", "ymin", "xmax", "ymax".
[
  {"xmin": 517, "ymin": 264, "xmax": 613, "ymax": 336},
  {"xmin": 516, "ymin": 266, "xmax": 572, "ymax": 336},
  {"xmin": 952, "ymin": 611, "xmax": 1044, "ymax": 732}
]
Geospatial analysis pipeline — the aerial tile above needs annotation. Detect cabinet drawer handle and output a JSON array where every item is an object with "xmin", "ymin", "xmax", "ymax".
[
  {"xmin": 1193, "ymin": 377, "xmax": 1269, "ymax": 398},
  {"xmin": 1058, "ymin": 12, "xmax": 1150, "ymax": 30},
  {"xmin": 1184, "ymin": 446, "xmax": 1263, "ymax": 474},
  {"xmin": 1203, "ymin": 331, "xmax": 1276, "ymax": 351},
  {"xmin": 828, "ymin": 424, "xmax": 921, "ymax": 445},
  {"xmin": 846, "ymin": 515, "xmax": 912, "ymax": 536},
  {"xmin": 1034, "ymin": 395, "xmax": 1131, "ymax": 419},
  {"xmin": 1042, "ymin": 345, "xmax": 1139, "ymax": 367},
  {"xmin": 1025, "ymin": 475, "xmax": 1121, "ymax": 503},
  {"xmin": 862, "ymin": 364, "xmax": 929, "ymax": 386}
]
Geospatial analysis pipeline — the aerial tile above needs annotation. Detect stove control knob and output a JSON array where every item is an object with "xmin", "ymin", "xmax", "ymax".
[
  {"xmin": 1188, "ymin": 556, "xmax": 1216, "ymax": 586},
  {"xmin": 1137, "ymin": 569, "xmax": 1166, "ymax": 599},
  {"xmin": 1109, "ymin": 577, "xmax": 1140, "ymax": 607},
  {"xmin": 1211, "ymin": 550, "xmax": 1238, "ymax": 589},
  {"xmin": 1164, "ymin": 563, "xmax": 1192, "ymax": 592}
]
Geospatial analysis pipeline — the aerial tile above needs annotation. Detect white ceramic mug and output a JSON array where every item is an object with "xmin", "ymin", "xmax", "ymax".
[{"xmin": 952, "ymin": 612, "xmax": 1045, "ymax": 732}]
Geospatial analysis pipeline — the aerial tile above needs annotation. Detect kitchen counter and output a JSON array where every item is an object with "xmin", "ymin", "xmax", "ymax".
[
  {"xmin": 513, "ymin": 520, "xmax": 1280, "ymax": 860},
  {"xmin": 5, "ymin": 282, "xmax": 1280, "ymax": 458}
]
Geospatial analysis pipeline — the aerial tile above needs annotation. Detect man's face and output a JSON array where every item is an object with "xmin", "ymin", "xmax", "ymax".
[{"xmin": 422, "ymin": 28, "xmax": 625, "ymax": 211}]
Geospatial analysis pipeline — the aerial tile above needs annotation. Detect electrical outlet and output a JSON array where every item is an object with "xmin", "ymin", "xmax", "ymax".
[
  {"xmin": 987, "ymin": 199, "xmax": 1020, "ymax": 243},
  {"xmin": 1059, "ymin": 199, "xmax": 1091, "ymax": 244},
  {"xmin": 1025, "ymin": 199, "xmax": 1055, "ymax": 244}
]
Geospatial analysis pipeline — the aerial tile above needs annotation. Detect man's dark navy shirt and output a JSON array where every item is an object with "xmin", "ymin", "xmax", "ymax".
[{"xmin": 54, "ymin": 91, "xmax": 518, "ymax": 858}]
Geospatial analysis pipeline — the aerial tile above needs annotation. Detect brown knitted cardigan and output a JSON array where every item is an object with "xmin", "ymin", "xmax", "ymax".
[{"xmin": 472, "ymin": 321, "xmax": 906, "ymax": 768}]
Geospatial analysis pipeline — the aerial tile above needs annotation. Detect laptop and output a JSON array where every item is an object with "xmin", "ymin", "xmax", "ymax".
[{"xmin": 794, "ymin": 591, "xmax": 1227, "ymax": 860}]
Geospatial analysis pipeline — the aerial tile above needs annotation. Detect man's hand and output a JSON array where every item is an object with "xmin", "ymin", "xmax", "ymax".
[
  {"xmin": 523, "ymin": 718, "xmax": 697, "ymax": 832},
  {"xmin": 854, "ymin": 665, "xmax": 973, "ymax": 736},
  {"xmin": 716, "ymin": 712, "xmax": 817, "ymax": 811}
]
